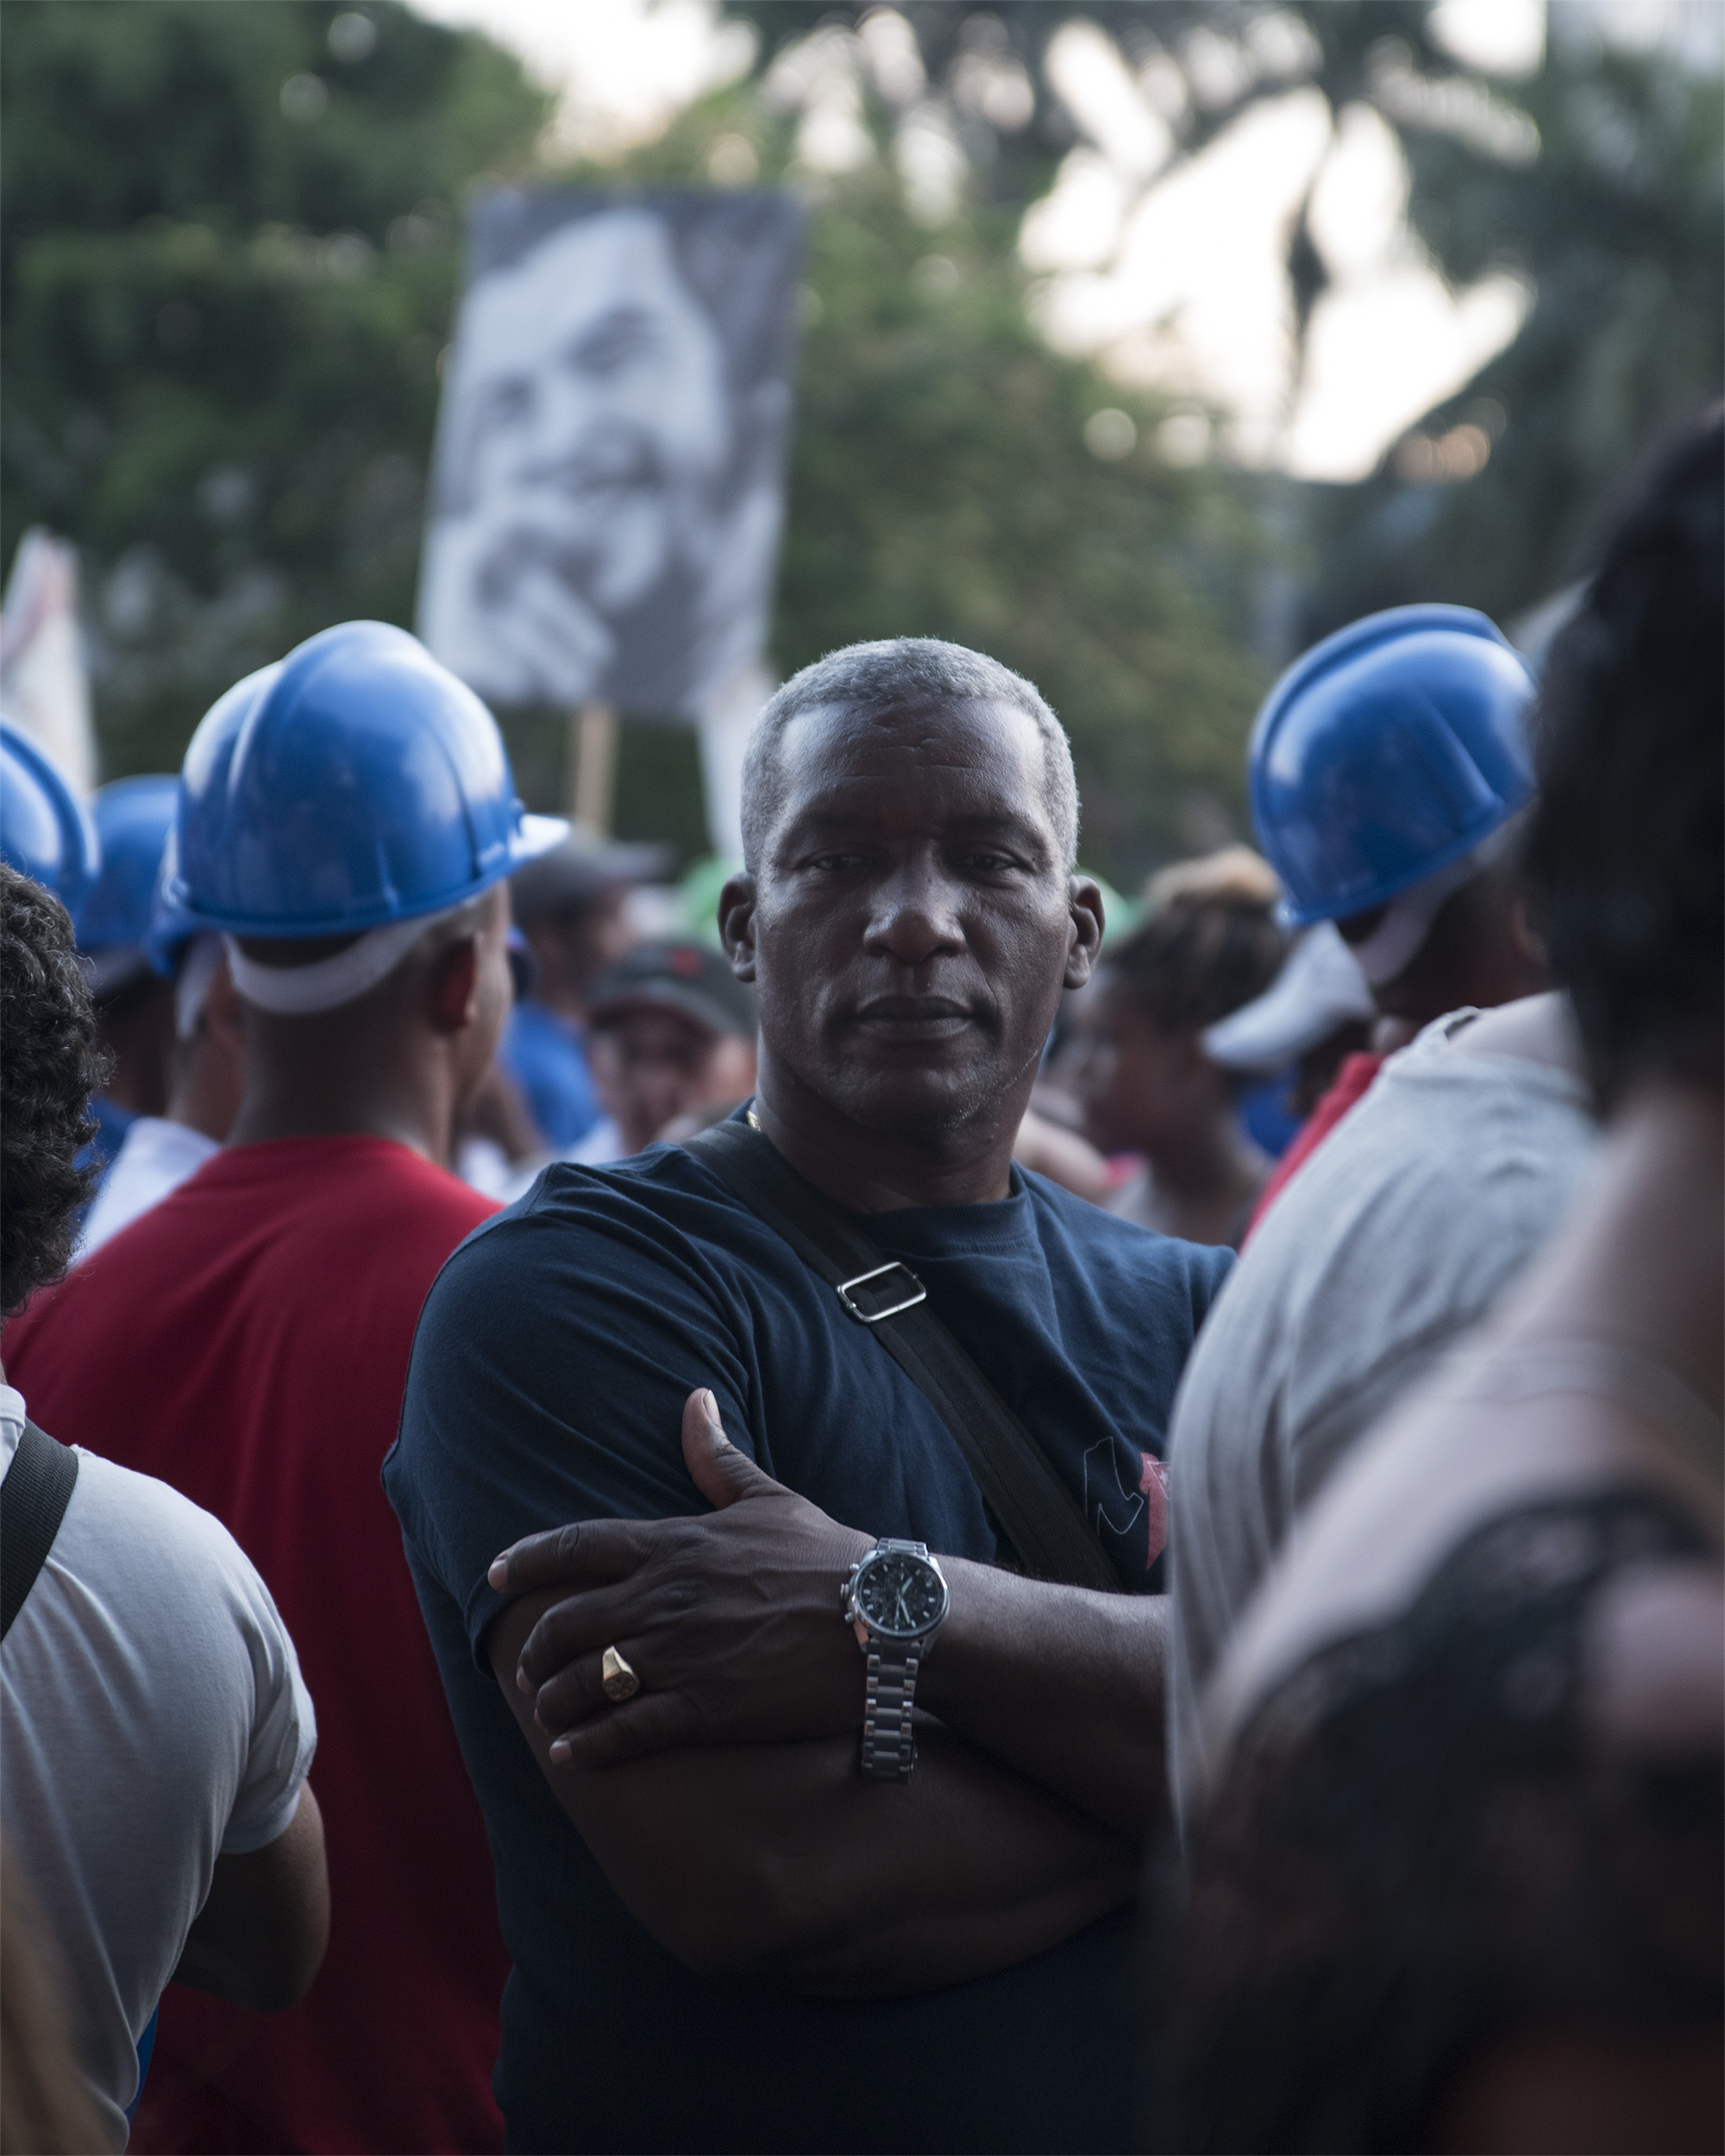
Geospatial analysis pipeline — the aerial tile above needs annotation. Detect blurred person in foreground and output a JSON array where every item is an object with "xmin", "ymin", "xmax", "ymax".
[
  {"xmin": 2, "ymin": 1841, "xmax": 106, "ymax": 2155},
  {"xmin": 1163, "ymin": 617, "xmax": 1595, "ymax": 1811},
  {"xmin": 1155, "ymin": 409, "xmax": 1722, "ymax": 2156},
  {"xmin": 4, "ymin": 624, "xmax": 560, "ymax": 2153},
  {"xmin": 1071, "ymin": 848, "xmax": 1287, "ymax": 1249},
  {"xmin": 503, "ymin": 831, "xmax": 670, "ymax": 1150},
  {"xmin": 386, "ymin": 638, "xmax": 1234, "ymax": 2154},
  {"xmin": 0, "ymin": 861, "xmax": 327, "ymax": 2151},
  {"xmin": 1245, "ymin": 605, "xmax": 1551, "ymax": 1237},
  {"xmin": 573, "ymin": 938, "xmax": 757, "ymax": 1162},
  {"xmin": 1166, "ymin": 1034, "xmax": 1596, "ymax": 1805}
]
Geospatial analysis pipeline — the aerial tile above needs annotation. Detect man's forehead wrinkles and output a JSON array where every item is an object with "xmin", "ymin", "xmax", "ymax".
[
  {"xmin": 786, "ymin": 697, "xmax": 1041, "ymax": 752},
  {"xmin": 797, "ymin": 756, "xmax": 1018, "ymax": 794},
  {"xmin": 786, "ymin": 787, "xmax": 1042, "ymax": 827},
  {"xmin": 787, "ymin": 729, "xmax": 1041, "ymax": 795}
]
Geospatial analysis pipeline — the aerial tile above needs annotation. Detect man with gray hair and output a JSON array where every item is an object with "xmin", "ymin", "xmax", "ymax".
[{"xmin": 387, "ymin": 636, "xmax": 1233, "ymax": 2153}]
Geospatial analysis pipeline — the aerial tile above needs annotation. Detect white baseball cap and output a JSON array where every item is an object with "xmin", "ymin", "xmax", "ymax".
[{"xmin": 1202, "ymin": 921, "xmax": 1376, "ymax": 1074}]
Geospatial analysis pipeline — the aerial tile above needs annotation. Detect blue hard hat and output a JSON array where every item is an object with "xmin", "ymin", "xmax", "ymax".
[
  {"xmin": 78, "ymin": 774, "xmax": 179, "ymax": 954},
  {"xmin": 1, "ymin": 723, "xmax": 100, "ymax": 916},
  {"xmin": 143, "ymin": 821, "xmax": 199, "ymax": 976},
  {"xmin": 165, "ymin": 621, "xmax": 567, "ymax": 937},
  {"xmin": 1249, "ymin": 605, "xmax": 1537, "ymax": 928}
]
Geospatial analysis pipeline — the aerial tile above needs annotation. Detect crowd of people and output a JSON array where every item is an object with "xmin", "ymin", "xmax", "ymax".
[{"xmin": 0, "ymin": 409, "xmax": 1718, "ymax": 2156}]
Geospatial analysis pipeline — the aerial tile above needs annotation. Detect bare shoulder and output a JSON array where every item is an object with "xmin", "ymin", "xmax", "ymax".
[{"xmin": 1191, "ymin": 1353, "xmax": 1720, "ymax": 1811}]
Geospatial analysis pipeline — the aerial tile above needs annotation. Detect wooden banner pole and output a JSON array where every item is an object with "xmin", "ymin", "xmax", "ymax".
[{"xmin": 566, "ymin": 702, "xmax": 618, "ymax": 836}]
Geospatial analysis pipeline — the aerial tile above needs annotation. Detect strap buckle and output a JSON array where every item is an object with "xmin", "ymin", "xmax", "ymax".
[{"xmin": 836, "ymin": 1261, "xmax": 927, "ymax": 1326}]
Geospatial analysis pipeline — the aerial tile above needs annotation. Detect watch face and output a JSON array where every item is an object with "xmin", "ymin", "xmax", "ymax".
[{"xmin": 855, "ymin": 1551, "xmax": 946, "ymax": 1640}]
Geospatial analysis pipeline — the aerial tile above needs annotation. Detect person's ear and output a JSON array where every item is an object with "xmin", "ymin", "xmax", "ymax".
[
  {"xmin": 718, "ymin": 873, "xmax": 759, "ymax": 984},
  {"xmin": 428, "ymin": 936, "xmax": 481, "ymax": 1036},
  {"xmin": 1064, "ymin": 875, "xmax": 1106, "ymax": 990}
]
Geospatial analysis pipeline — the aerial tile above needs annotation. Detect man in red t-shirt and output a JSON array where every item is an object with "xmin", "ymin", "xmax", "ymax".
[{"xmin": 6, "ymin": 623, "xmax": 566, "ymax": 2153}]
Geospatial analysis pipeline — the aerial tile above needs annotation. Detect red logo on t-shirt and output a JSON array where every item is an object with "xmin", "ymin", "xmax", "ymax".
[{"xmin": 1139, "ymin": 1453, "xmax": 1169, "ymax": 1568}]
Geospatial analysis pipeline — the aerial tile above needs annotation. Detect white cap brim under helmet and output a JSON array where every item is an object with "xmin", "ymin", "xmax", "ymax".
[
  {"xmin": 174, "ymin": 932, "xmax": 226, "ymax": 1040},
  {"xmin": 1341, "ymin": 848, "xmax": 1486, "ymax": 988},
  {"xmin": 1202, "ymin": 922, "xmax": 1377, "ymax": 1073},
  {"xmin": 1341, "ymin": 807, "xmax": 1529, "ymax": 988},
  {"xmin": 223, "ymin": 906, "xmax": 462, "ymax": 1018}
]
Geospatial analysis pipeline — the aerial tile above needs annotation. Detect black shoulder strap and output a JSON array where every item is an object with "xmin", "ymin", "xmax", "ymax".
[
  {"xmin": 2, "ymin": 1420, "xmax": 79, "ymax": 1639},
  {"xmin": 683, "ymin": 1119, "xmax": 1122, "ymax": 1594}
]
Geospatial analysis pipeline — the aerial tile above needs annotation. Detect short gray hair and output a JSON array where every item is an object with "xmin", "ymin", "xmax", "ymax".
[{"xmin": 739, "ymin": 638, "xmax": 1081, "ymax": 872}]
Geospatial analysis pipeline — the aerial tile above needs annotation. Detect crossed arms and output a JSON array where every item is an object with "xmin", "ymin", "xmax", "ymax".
[{"xmin": 485, "ymin": 1390, "xmax": 1170, "ymax": 1997}]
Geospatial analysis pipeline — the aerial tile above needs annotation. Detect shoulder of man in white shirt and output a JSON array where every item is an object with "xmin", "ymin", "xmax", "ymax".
[{"xmin": 0, "ymin": 1386, "xmax": 328, "ymax": 2145}]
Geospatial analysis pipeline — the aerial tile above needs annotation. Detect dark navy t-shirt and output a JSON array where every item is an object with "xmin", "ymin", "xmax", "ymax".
[{"xmin": 385, "ymin": 1124, "xmax": 1231, "ymax": 2154}]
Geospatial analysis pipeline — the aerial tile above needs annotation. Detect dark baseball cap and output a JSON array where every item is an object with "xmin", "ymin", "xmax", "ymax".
[{"xmin": 586, "ymin": 941, "xmax": 756, "ymax": 1040}]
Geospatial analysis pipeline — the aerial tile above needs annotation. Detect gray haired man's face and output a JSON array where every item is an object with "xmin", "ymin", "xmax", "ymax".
[{"xmin": 727, "ymin": 699, "xmax": 1101, "ymax": 1144}]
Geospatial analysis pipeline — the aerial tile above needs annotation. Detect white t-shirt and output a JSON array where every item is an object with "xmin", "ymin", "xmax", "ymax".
[
  {"xmin": 1164, "ymin": 1012, "xmax": 1597, "ymax": 1822},
  {"xmin": 77, "ymin": 1118, "xmax": 220, "ymax": 1258},
  {"xmin": 0, "ymin": 1386, "xmax": 316, "ymax": 2149}
]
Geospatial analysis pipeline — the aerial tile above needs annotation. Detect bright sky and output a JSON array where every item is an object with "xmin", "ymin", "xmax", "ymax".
[
  {"xmin": 406, "ymin": 0, "xmax": 1699, "ymax": 483},
  {"xmin": 410, "ymin": 0, "xmax": 756, "ymax": 154}
]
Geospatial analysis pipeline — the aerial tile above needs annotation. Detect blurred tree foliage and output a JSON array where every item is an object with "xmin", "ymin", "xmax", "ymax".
[
  {"xmin": 729, "ymin": 2, "xmax": 1722, "ymax": 636},
  {"xmin": 584, "ymin": 87, "xmax": 1273, "ymax": 877},
  {"xmin": 1300, "ymin": 23, "xmax": 1724, "ymax": 635},
  {"xmin": 3, "ymin": 2, "xmax": 1717, "ymax": 879},
  {"xmin": 784, "ymin": 187, "xmax": 1269, "ymax": 881},
  {"xmin": 1, "ymin": 0, "xmax": 1274, "ymax": 880},
  {"xmin": 1, "ymin": 0, "xmax": 549, "ymax": 775}
]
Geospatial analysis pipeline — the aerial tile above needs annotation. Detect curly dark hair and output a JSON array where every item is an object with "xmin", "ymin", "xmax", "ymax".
[
  {"xmin": 2, "ymin": 863, "xmax": 110, "ymax": 1317},
  {"xmin": 1526, "ymin": 408, "xmax": 1724, "ymax": 1106},
  {"xmin": 1103, "ymin": 846, "xmax": 1289, "ymax": 1036}
]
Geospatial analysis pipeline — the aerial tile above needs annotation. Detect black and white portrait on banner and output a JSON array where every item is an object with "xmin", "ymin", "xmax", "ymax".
[{"xmin": 417, "ymin": 187, "xmax": 803, "ymax": 718}]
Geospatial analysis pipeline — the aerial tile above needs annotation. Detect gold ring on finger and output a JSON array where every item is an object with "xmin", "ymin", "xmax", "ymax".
[{"xmin": 601, "ymin": 1645, "xmax": 642, "ymax": 1702}]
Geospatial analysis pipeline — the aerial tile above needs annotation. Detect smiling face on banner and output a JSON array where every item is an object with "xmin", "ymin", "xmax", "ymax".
[{"xmin": 418, "ymin": 195, "xmax": 801, "ymax": 721}]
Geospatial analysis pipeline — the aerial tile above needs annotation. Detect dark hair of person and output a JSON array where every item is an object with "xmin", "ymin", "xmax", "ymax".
[
  {"xmin": 1101, "ymin": 846, "xmax": 1287, "ymax": 1036},
  {"xmin": 1526, "ymin": 407, "xmax": 1724, "ymax": 1106},
  {"xmin": 1, "ymin": 863, "xmax": 110, "ymax": 1317}
]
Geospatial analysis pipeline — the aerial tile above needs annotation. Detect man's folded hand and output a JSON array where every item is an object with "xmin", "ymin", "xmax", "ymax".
[{"xmin": 487, "ymin": 1388, "xmax": 875, "ymax": 1766}]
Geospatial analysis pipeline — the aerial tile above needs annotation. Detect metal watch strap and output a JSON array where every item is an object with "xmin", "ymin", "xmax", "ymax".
[
  {"xmin": 856, "ymin": 1536, "xmax": 936, "ymax": 1783},
  {"xmin": 860, "ymin": 1642, "xmax": 922, "ymax": 1782}
]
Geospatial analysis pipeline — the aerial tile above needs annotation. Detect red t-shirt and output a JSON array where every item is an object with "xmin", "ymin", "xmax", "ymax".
[
  {"xmin": 1239, "ymin": 1051, "xmax": 1385, "ymax": 1249},
  {"xmin": 6, "ymin": 1136, "xmax": 506, "ymax": 2154}
]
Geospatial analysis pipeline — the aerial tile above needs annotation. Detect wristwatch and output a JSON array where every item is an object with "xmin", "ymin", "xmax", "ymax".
[{"xmin": 842, "ymin": 1539, "xmax": 950, "ymax": 1782}]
